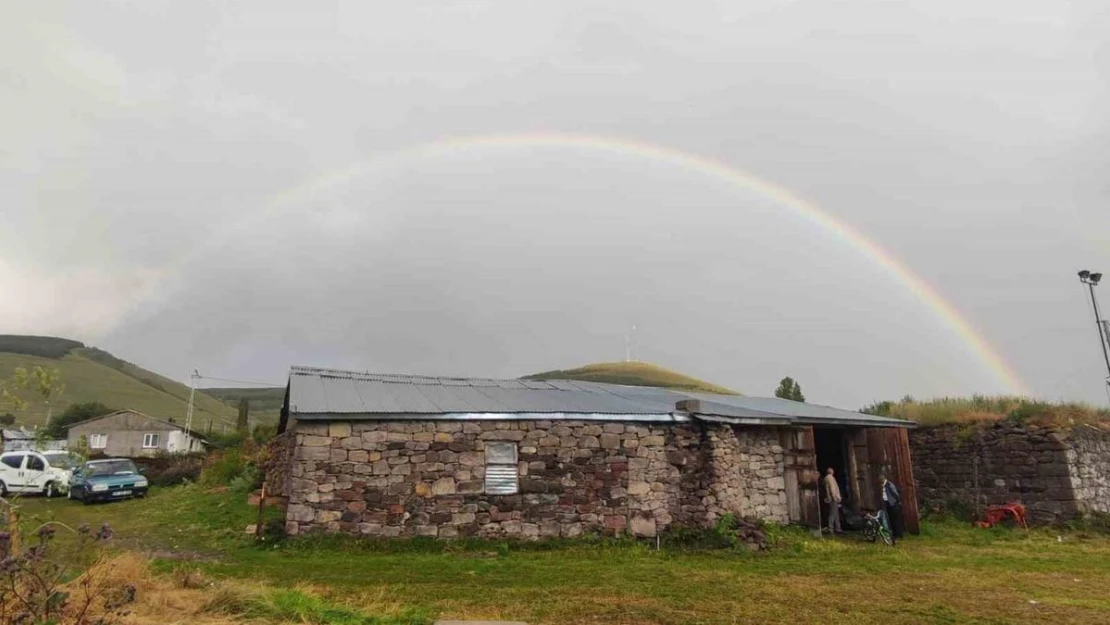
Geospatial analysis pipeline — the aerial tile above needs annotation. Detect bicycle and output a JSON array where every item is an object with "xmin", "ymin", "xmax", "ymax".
[{"xmin": 862, "ymin": 511, "xmax": 894, "ymax": 546}]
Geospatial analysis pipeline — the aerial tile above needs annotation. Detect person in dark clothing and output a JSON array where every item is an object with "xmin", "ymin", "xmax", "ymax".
[{"xmin": 879, "ymin": 474, "xmax": 904, "ymax": 543}]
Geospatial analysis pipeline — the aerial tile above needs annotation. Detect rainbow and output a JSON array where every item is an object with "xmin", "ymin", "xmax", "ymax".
[{"xmin": 165, "ymin": 131, "xmax": 1029, "ymax": 394}]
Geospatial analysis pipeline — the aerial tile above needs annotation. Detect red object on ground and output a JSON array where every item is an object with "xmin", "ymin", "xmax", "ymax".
[{"xmin": 979, "ymin": 502, "xmax": 1028, "ymax": 529}]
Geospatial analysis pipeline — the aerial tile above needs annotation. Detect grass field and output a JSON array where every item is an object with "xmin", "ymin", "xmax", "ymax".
[
  {"xmin": 526, "ymin": 361, "xmax": 739, "ymax": 395},
  {"xmin": 0, "ymin": 352, "xmax": 240, "ymax": 427},
  {"xmin": 10, "ymin": 487, "xmax": 1110, "ymax": 625}
]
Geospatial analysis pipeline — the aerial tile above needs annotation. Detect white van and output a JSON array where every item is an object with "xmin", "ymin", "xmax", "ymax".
[{"xmin": 0, "ymin": 451, "xmax": 77, "ymax": 497}]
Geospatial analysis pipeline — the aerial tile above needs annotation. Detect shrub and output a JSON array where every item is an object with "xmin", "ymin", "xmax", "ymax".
[
  {"xmin": 0, "ymin": 515, "xmax": 132, "ymax": 625},
  {"xmin": 860, "ymin": 395, "xmax": 1110, "ymax": 428}
]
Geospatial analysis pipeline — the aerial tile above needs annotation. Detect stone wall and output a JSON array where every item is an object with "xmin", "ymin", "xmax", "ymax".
[
  {"xmin": 282, "ymin": 419, "xmax": 788, "ymax": 538},
  {"xmin": 1070, "ymin": 426, "xmax": 1110, "ymax": 516},
  {"xmin": 910, "ymin": 422, "xmax": 1110, "ymax": 523}
]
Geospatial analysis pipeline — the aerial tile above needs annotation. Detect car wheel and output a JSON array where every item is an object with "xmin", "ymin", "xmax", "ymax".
[
  {"xmin": 0, "ymin": 480, "xmax": 7, "ymax": 497},
  {"xmin": 44, "ymin": 482, "xmax": 56, "ymax": 498}
]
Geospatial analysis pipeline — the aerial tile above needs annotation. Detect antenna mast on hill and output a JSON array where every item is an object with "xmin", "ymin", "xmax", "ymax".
[
  {"xmin": 183, "ymin": 369, "xmax": 199, "ymax": 437},
  {"xmin": 624, "ymin": 325, "xmax": 637, "ymax": 362}
]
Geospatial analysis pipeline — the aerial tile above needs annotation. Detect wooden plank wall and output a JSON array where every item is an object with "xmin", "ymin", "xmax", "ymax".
[{"xmin": 862, "ymin": 427, "xmax": 920, "ymax": 534}]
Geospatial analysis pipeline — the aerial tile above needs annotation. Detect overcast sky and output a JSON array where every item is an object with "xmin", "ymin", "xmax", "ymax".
[{"xmin": 2, "ymin": 0, "xmax": 1108, "ymax": 408}]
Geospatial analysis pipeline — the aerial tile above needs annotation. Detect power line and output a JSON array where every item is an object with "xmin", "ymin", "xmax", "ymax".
[{"xmin": 196, "ymin": 375, "xmax": 281, "ymax": 387}]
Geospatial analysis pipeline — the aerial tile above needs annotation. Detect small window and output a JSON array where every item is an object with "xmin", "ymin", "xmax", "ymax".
[
  {"xmin": 1, "ymin": 454, "xmax": 24, "ymax": 469},
  {"xmin": 26, "ymin": 456, "xmax": 45, "ymax": 471},
  {"xmin": 89, "ymin": 434, "xmax": 107, "ymax": 449},
  {"xmin": 142, "ymin": 433, "xmax": 160, "ymax": 449},
  {"xmin": 484, "ymin": 442, "xmax": 519, "ymax": 495}
]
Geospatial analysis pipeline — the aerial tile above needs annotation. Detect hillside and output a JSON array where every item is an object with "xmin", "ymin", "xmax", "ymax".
[
  {"xmin": 0, "ymin": 336, "xmax": 241, "ymax": 428},
  {"xmin": 524, "ymin": 361, "xmax": 739, "ymax": 394},
  {"xmin": 204, "ymin": 387, "xmax": 285, "ymax": 423}
]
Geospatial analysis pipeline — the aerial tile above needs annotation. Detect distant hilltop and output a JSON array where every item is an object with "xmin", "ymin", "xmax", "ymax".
[{"xmin": 524, "ymin": 361, "xmax": 739, "ymax": 395}]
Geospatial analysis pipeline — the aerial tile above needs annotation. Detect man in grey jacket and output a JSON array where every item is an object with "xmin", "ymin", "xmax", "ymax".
[{"xmin": 879, "ymin": 474, "xmax": 904, "ymax": 543}]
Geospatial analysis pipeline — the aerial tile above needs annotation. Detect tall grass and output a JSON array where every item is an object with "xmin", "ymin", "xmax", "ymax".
[{"xmin": 861, "ymin": 395, "xmax": 1110, "ymax": 427}]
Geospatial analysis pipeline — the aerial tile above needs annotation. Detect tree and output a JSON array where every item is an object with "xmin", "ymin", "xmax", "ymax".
[
  {"xmin": 237, "ymin": 397, "xmax": 250, "ymax": 434},
  {"xmin": 48, "ymin": 401, "xmax": 113, "ymax": 439},
  {"xmin": 774, "ymin": 377, "xmax": 805, "ymax": 402},
  {"xmin": 4, "ymin": 366, "xmax": 65, "ymax": 424},
  {"xmin": 0, "ymin": 413, "xmax": 14, "ymax": 426}
]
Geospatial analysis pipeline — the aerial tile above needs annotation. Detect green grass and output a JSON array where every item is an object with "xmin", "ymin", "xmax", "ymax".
[
  {"xmin": 525, "ymin": 361, "xmax": 739, "ymax": 394},
  {"xmin": 861, "ymin": 395, "xmax": 1110, "ymax": 428},
  {"xmin": 13, "ymin": 487, "xmax": 1110, "ymax": 625},
  {"xmin": 0, "ymin": 350, "xmax": 240, "ymax": 428}
]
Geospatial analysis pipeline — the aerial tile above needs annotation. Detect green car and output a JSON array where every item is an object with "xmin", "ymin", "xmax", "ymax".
[{"xmin": 67, "ymin": 458, "xmax": 149, "ymax": 504}]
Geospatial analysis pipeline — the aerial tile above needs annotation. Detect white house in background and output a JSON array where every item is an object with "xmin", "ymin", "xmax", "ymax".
[
  {"xmin": 66, "ymin": 409, "xmax": 207, "ymax": 457},
  {"xmin": 0, "ymin": 427, "xmax": 66, "ymax": 452}
]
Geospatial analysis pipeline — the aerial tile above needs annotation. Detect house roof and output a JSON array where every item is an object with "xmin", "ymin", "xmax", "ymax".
[
  {"xmin": 287, "ymin": 366, "xmax": 912, "ymax": 428},
  {"xmin": 65, "ymin": 409, "xmax": 209, "ymax": 439}
]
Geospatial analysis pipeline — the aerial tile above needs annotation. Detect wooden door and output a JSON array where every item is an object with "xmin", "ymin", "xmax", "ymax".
[
  {"xmin": 864, "ymin": 427, "xmax": 920, "ymax": 535},
  {"xmin": 781, "ymin": 427, "xmax": 820, "ymax": 529}
]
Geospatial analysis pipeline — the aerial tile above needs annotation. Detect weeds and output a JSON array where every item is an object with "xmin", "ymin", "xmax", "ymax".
[
  {"xmin": 862, "ymin": 395, "xmax": 1110, "ymax": 427},
  {"xmin": 0, "ymin": 506, "xmax": 131, "ymax": 625}
]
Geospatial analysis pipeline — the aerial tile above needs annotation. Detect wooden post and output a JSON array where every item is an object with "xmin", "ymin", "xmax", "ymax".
[
  {"xmin": 254, "ymin": 484, "xmax": 266, "ymax": 539},
  {"xmin": 8, "ymin": 505, "xmax": 20, "ymax": 557}
]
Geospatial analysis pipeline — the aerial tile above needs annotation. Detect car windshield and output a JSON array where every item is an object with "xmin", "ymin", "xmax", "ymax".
[
  {"xmin": 44, "ymin": 453, "xmax": 79, "ymax": 469},
  {"xmin": 85, "ymin": 460, "xmax": 139, "ymax": 477}
]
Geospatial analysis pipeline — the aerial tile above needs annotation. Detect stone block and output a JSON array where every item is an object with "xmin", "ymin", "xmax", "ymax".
[
  {"xmin": 287, "ymin": 504, "xmax": 315, "ymax": 523},
  {"xmin": 627, "ymin": 481, "xmax": 651, "ymax": 496},
  {"xmin": 432, "ymin": 477, "xmax": 457, "ymax": 495},
  {"xmin": 349, "ymin": 450, "xmax": 369, "ymax": 463},
  {"xmin": 302, "ymin": 435, "xmax": 332, "ymax": 447},
  {"xmin": 630, "ymin": 515, "xmax": 657, "ymax": 537},
  {"xmin": 330, "ymin": 449, "xmax": 348, "ymax": 462},
  {"xmin": 296, "ymin": 446, "xmax": 331, "ymax": 461},
  {"xmin": 580, "ymin": 436, "xmax": 600, "ymax": 448},
  {"xmin": 641, "ymin": 435, "xmax": 665, "ymax": 446},
  {"xmin": 316, "ymin": 510, "xmax": 342, "ymax": 524},
  {"xmin": 434, "ymin": 432, "xmax": 454, "ymax": 442},
  {"xmin": 600, "ymin": 434, "xmax": 621, "ymax": 450},
  {"xmin": 329, "ymin": 422, "xmax": 352, "ymax": 438},
  {"xmin": 361, "ymin": 431, "xmax": 387, "ymax": 445}
]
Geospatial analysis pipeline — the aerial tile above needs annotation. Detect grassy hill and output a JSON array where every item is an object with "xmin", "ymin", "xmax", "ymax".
[
  {"xmin": 203, "ymin": 387, "xmax": 285, "ymax": 423},
  {"xmin": 524, "ymin": 361, "xmax": 739, "ymax": 394},
  {"xmin": 0, "ymin": 336, "xmax": 241, "ymax": 429}
]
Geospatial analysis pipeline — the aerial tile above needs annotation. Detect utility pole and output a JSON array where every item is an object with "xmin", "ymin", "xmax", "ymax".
[
  {"xmin": 1077, "ymin": 271, "xmax": 1110, "ymax": 401},
  {"xmin": 183, "ymin": 369, "xmax": 199, "ymax": 438}
]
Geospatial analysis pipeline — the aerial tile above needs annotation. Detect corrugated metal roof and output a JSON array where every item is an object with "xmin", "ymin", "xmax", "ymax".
[{"xmin": 287, "ymin": 366, "xmax": 913, "ymax": 428}]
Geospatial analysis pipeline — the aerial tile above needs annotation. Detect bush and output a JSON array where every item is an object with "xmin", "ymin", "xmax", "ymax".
[
  {"xmin": 134, "ymin": 454, "xmax": 204, "ymax": 487},
  {"xmin": 0, "ymin": 518, "xmax": 132, "ymax": 625}
]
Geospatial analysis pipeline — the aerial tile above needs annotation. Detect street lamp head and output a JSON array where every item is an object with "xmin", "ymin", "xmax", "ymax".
[
  {"xmin": 1092, "ymin": 273, "xmax": 1103, "ymax": 285},
  {"xmin": 1080, "ymin": 270, "xmax": 1091, "ymax": 281}
]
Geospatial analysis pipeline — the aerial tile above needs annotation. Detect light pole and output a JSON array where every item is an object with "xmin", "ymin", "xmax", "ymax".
[{"xmin": 1078, "ymin": 270, "xmax": 1110, "ymax": 396}]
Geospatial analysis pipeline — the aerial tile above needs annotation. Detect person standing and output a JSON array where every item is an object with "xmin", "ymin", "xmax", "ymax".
[
  {"xmin": 823, "ymin": 467, "xmax": 842, "ymax": 534},
  {"xmin": 879, "ymin": 474, "xmax": 904, "ymax": 543}
]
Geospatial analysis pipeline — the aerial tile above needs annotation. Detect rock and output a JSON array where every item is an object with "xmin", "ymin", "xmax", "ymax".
[
  {"xmin": 432, "ymin": 477, "xmax": 457, "ymax": 495},
  {"xmin": 599, "ymin": 434, "xmax": 621, "ymax": 449}
]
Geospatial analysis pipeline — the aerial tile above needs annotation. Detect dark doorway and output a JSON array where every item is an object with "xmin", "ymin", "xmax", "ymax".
[{"xmin": 813, "ymin": 428, "xmax": 850, "ymax": 525}]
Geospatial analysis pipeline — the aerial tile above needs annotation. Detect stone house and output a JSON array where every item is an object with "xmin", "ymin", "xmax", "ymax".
[
  {"xmin": 67, "ymin": 409, "xmax": 207, "ymax": 457},
  {"xmin": 911, "ymin": 422, "xmax": 1110, "ymax": 523},
  {"xmin": 272, "ymin": 366, "xmax": 918, "ymax": 539}
]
